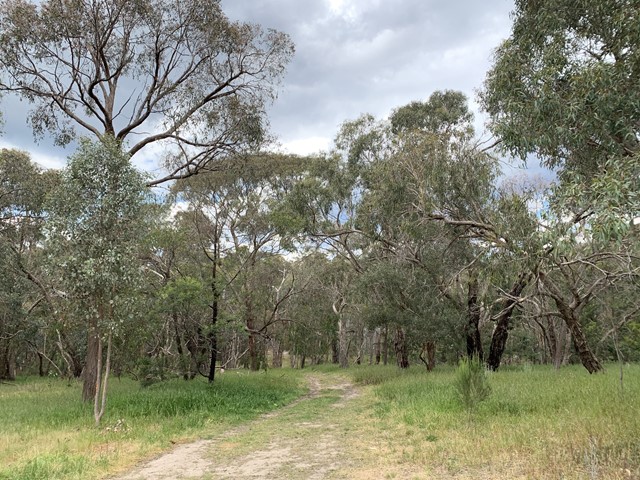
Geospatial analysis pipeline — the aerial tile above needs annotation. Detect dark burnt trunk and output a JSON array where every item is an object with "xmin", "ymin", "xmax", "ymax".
[
  {"xmin": 466, "ymin": 274, "xmax": 483, "ymax": 360},
  {"xmin": 487, "ymin": 271, "xmax": 531, "ymax": 370},
  {"xmin": 207, "ymin": 298, "xmax": 218, "ymax": 382},
  {"xmin": 0, "ymin": 343, "xmax": 16, "ymax": 381},
  {"xmin": 208, "ymin": 241, "xmax": 219, "ymax": 383}
]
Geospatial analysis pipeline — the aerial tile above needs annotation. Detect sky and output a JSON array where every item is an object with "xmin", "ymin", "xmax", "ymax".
[{"xmin": 1, "ymin": 0, "xmax": 534, "ymax": 180}]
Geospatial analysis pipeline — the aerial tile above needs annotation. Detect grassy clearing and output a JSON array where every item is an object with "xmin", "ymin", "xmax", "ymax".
[
  {"xmin": 349, "ymin": 363, "xmax": 640, "ymax": 479},
  {"xmin": 0, "ymin": 370, "xmax": 304, "ymax": 480}
]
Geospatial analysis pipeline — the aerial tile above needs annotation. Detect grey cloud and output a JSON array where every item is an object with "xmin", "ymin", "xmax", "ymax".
[
  {"xmin": 2, "ymin": 0, "xmax": 517, "ymax": 167},
  {"xmin": 223, "ymin": 0, "xmax": 515, "ymax": 150}
]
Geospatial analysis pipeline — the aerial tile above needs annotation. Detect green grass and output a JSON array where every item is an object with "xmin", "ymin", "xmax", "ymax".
[
  {"xmin": 350, "ymin": 363, "xmax": 640, "ymax": 479},
  {"xmin": 0, "ymin": 370, "xmax": 304, "ymax": 480},
  {"xmin": 3, "ymin": 364, "xmax": 639, "ymax": 479}
]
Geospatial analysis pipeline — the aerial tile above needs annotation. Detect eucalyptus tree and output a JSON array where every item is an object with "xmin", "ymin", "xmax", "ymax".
[
  {"xmin": 46, "ymin": 137, "xmax": 150, "ymax": 422},
  {"xmin": 481, "ymin": 0, "xmax": 640, "ymax": 372},
  {"xmin": 0, "ymin": 0, "xmax": 294, "ymax": 185}
]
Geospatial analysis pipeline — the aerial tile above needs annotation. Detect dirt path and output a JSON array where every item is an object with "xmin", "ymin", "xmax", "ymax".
[{"xmin": 115, "ymin": 373, "xmax": 364, "ymax": 480}]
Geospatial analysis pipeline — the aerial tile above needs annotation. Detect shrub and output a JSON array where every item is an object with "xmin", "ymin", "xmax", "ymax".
[{"xmin": 454, "ymin": 356, "xmax": 491, "ymax": 412}]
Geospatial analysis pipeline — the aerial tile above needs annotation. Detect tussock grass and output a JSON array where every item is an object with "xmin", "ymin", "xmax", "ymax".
[
  {"xmin": 351, "ymin": 363, "xmax": 640, "ymax": 479},
  {"xmin": 0, "ymin": 370, "xmax": 304, "ymax": 480}
]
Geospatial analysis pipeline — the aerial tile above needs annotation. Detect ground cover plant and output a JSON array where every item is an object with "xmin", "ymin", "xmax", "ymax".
[
  {"xmin": 0, "ymin": 371, "xmax": 304, "ymax": 480},
  {"xmin": 350, "ymin": 364, "xmax": 640, "ymax": 479}
]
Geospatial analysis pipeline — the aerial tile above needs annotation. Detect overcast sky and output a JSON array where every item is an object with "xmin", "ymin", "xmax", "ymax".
[
  {"xmin": 222, "ymin": 0, "xmax": 515, "ymax": 154},
  {"xmin": 0, "ymin": 0, "xmax": 524, "ymax": 177}
]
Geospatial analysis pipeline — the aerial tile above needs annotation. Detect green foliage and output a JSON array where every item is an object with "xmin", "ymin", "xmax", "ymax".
[
  {"xmin": 158, "ymin": 276, "xmax": 208, "ymax": 313},
  {"xmin": 45, "ymin": 137, "xmax": 151, "ymax": 324},
  {"xmin": 481, "ymin": 0, "xmax": 640, "ymax": 176},
  {"xmin": 454, "ymin": 356, "xmax": 491, "ymax": 411},
  {"xmin": 390, "ymin": 90, "xmax": 473, "ymax": 138}
]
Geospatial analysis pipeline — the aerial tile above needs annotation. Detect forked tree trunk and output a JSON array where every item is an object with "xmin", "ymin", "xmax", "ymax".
[
  {"xmin": 539, "ymin": 273, "xmax": 603, "ymax": 373},
  {"xmin": 487, "ymin": 271, "xmax": 531, "ymax": 370},
  {"xmin": 419, "ymin": 340, "xmax": 436, "ymax": 371},
  {"xmin": 94, "ymin": 332, "xmax": 112, "ymax": 426}
]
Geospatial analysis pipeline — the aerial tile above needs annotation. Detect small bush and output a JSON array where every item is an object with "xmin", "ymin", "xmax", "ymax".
[
  {"xmin": 137, "ymin": 356, "xmax": 167, "ymax": 387},
  {"xmin": 454, "ymin": 356, "xmax": 491, "ymax": 411}
]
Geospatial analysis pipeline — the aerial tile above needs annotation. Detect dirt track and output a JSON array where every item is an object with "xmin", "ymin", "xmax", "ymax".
[{"xmin": 115, "ymin": 374, "xmax": 362, "ymax": 480}]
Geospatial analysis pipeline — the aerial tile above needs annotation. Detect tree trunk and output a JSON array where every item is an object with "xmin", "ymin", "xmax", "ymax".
[
  {"xmin": 331, "ymin": 339, "xmax": 339, "ymax": 364},
  {"xmin": 82, "ymin": 317, "xmax": 100, "ymax": 402},
  {"xmin": 207, "ymin": 313, "xmax": 218, "ymax": 382},
  {"xmin": 382, "ymin": 324, "xmax": 389, "ymax": 365},
  {"xmin": 373, "ymin": 327, "xmax": 381, "ymax": 365},
  {"xmin": 426, "ymin": 341, "xmax": 436, "ymax": 371},
  {"xmin": 355, "ymin": 328, "xmax": 366, "ymax": 365},
  {"xmin": 539, "ymin": 273, "xmax": 603, "ymax": 373},
  {"xmin": 208, "ymin": 240, "xmax": 220, "ymax": 383},
  {"xmin": 0, "ymin": 343, "xmax": 16, "ymax": 381},
  {"xmin": 466, "ymin": 274, "xmax": 484, "ymax": 360},
  {"xmin": 487, "ymin": 271, "xmax": 530, "ymax": 370},
  {"xmin": 394, "ymin": 325, "xmax": 409, "ymax": 368},
  {"xmin": 419, "ymin": 340, "xmax": 436, "ymax": 371},
  {"xmin": 338, "ymin": 314, "xmax": 349, "ymax": 368},
  {"xmin": 94, "ymin": 332, "xmax": 112, "ymax": 426}
]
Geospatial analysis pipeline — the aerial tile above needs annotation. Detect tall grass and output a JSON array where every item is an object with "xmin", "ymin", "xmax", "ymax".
[
  {"xmin": 351, "ymin": 364, "xmax": 640, "ymax": 478},
  {"xmin": 0, "ymin": 370, "xmax": 304, "ymax": 480}
]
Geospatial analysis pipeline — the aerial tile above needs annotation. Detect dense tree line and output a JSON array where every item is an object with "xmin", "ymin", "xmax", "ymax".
[{"xmin": 0, "ymin": 0, "xmax": 638, "ymax": 421}]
